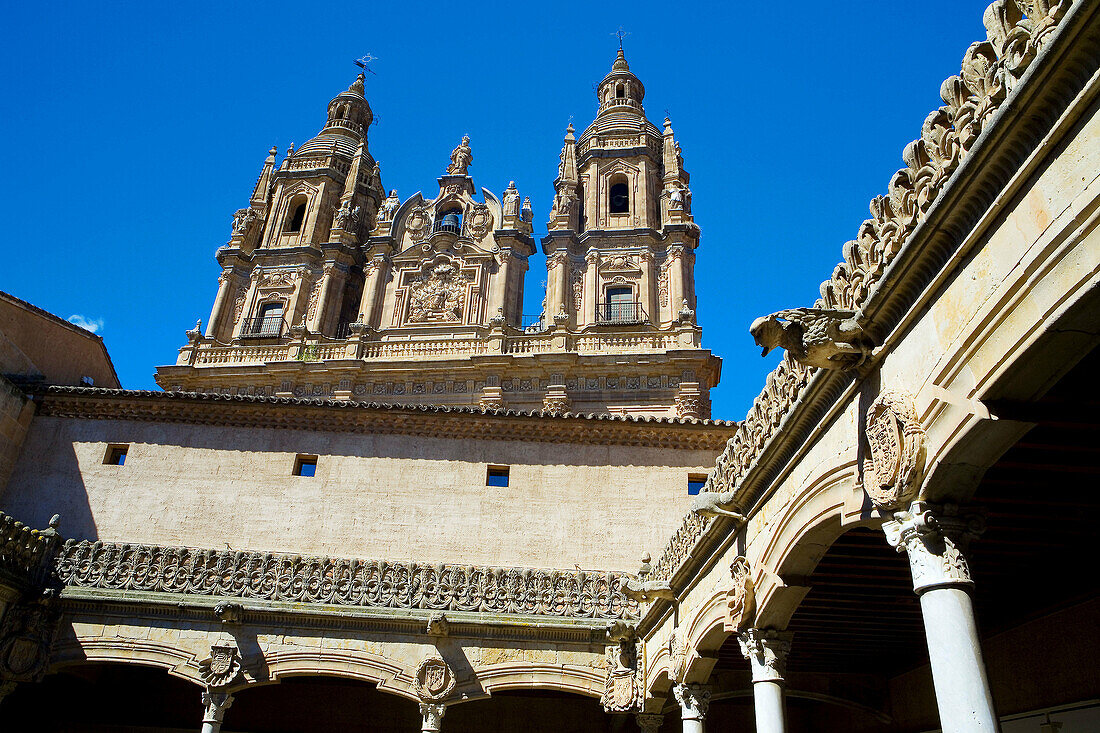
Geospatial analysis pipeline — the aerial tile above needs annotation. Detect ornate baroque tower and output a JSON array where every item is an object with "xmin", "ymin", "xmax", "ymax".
[{"xmin": 157, "ymin": 56, "xmax": 720, "ymax": 418}]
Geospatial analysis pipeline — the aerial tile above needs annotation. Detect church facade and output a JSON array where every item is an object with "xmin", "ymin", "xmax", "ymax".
[{"xmin": 0, "ymin": 1, "xmax": 1098, "ymax": 731}]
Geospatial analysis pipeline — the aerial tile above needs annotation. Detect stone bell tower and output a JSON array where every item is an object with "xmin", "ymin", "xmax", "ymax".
[{"xmin": 543, "ymin": 47, "xmax": 699, "ymax": 330}]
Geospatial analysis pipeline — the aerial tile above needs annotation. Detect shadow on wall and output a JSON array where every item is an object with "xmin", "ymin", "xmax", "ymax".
[{"xmin": 1, "ymin": 433, "xmax": 96, "ymax": 547}]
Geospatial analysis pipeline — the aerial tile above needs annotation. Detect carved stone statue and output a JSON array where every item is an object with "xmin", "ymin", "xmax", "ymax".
[
  {"xmin": 521, "ymin": 196, "xmax": 533, "ymax": 222},
  {"xmin": 231, "ymin": 207, "xmax": 257, "ymax": 235},
  {"xmin": 750, "ymin": 308, "xmax": 872, "ymax": 370},
  {"xmin": 377, "ymin": 189, "xmax": 399, "ymax": 222},
  {"xmin": 502, "ymin": 181, "xmax": 520, "ymax": 218},
  {"xmin": 446, "ymin": 135, "xmax": 473, "ymax": 175},
  {"xmin": 667, "ymin": 186, "xmax": 683, "ymax": 210},
  {"xmin": 333, "ymin": 200, "xmax": 361, "ymax": 231},
  {"xmin": 690, "ymin": 489, "xmax": 746, "ymax": 521}
]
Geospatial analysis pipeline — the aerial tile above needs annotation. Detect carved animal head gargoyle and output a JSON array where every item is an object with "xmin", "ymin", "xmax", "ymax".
[{"xmin": 750, "ymin": 307, "xmax": 873, "ymax": 371}]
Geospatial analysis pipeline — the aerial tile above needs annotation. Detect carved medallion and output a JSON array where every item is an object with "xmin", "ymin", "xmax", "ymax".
[
  {"xmin": 863, "ymin": 390, "xmax": 926, "ymax": 510},
  {"xmin": 723, "ymin": 556, "xmax": 756, "ymax": 633},
  {"xmin": 415, "ymin": 655, "xmax": 455, "ymax": 702},
  {"xmin": 406, "ymin": 264, "xmax": 469, "ymax": 324},
  {"xmin": 406, "ymin": 206, "xmax": 431, "ymax": 242},
  {"xmin": 465, "ymin": 204, "xmax": 493, "ymax": 240},
  {"xmin": 0, "ymin": 600, "xmax": 59, "ymax": 682},
  {"xmin": 199, "ymin": 643, "xmax": 242, "ymax": 689}
]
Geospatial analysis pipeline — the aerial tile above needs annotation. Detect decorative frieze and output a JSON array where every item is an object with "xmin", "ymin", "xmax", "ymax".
[{"xmin": 55, "ymin": 540, "xmax": 638, "ymax": 620}]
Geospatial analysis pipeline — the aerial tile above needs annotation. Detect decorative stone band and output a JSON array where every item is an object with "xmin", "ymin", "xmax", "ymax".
[
  {"xmin": 883, "ymin": 502, "xmax": 985, "ymax": 594},
  {"xmin": 54, "ymin": 540, "xmax": 638, "ymax": 621},
  {"xmin": 0, "ymin": 512, "xmax": 63, "ymax": 589},
  {"xmin": 648, "ymin": 0, "xmax": 1073, "ymax": 585},
  {"xmin": 738, "ymin": 628, "xmax": 793, "ymax": 683}
]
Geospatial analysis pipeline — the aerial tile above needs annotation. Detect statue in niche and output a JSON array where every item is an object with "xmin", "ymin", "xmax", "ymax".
[{"xmin": 447, "ymin": 135, "xmax": 473, "ymax": 175}]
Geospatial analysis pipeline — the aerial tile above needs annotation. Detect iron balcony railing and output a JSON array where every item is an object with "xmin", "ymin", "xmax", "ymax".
[
  {"xmin": 241, "ymin": 314, "xmax": 286, "ymax": 339},
  {"xmin": 595, "ymin": 301, "xmax": 648, "ymax": 325}
]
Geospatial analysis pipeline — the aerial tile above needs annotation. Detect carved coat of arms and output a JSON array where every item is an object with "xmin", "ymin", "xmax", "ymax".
[
  {"xmin": 723, "ymin": 556, "xmax": 756, "ymax": 633},
  {"xmin": 863, "ymin": 390, "xmax": 927, "ymax": 510},
  {"xmin": 465, "ymin": 204, "xmax": 493, "ymax": 240},
  {"xmin": 199, "ymin": 643, "xmax": 242, "ymax": 689},
  {"xmin": 415, "ymin": 655, "xmax": 455, "ymax": 702},
  {"xmin": 406, "ymin": 264, "xmax": 469, "ymax": 324},
  {"xmin": 405, "ymin": 206, "xmax": 431, "ymax": 242}
]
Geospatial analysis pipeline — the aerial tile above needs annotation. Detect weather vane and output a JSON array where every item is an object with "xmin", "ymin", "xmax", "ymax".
[
  {"xmin": 612, "ymin": 27, "xmax": 630, "ymax": 49},
  {"xmin": 354, "ymin": 53, "xmax": 378, "ymax": 75}
]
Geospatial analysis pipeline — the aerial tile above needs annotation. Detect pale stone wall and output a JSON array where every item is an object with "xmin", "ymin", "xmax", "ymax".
[
  {"xmin": 3, "ymin": 415, "xmax": 720, "ymax": 571},
  {"xmin": 0, "ymin": 377, "xmax": 34, "ymax": 496}
]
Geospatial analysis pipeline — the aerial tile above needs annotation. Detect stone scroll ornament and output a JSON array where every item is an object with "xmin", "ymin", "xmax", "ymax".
[
  {"xmin": 415, "ymin": 655, "xmax": 456, "ymax": 702},
  {"xmin": 723, "ymin": 557, "xmax": 756, "ymax": 633},
  {"xmin": 198, "ymin": 643, "xmax": 242, "ymax": 689},
  {"xmin": 863, "ymin": 390, "xmax": 927, "ymax": 511}
]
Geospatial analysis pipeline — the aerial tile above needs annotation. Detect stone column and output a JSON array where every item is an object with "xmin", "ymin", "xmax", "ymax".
[
  {"xmin": 666, "ymin": 246, "xmax": 685, "ymax": 324},
  {"xmin": 544, "ymin": 251, "xmax": 566, "ymax": 322},
  {"xmin": 357, "ymin": 255, "xmax": 388, "ymax": 328},
  {"xmin": 200, "ymin": 689, "xmax": 233, "ymax": 733},
  {"xmin": 583, "ymin": 249, "xmax": 599, "ymax": 326},
  {"xmin": 206, "ymin": 270, "xmax": 234, "ymax": 339},
  {"xmin": 883, "ymin": 501, "xmax": 998, "ymax": 733},
  {"xmin": 231, "ymin": 270, "xmax": 262, "ymax": 338},
  {"xmin": 487, "ymin": 248, "xmax": 512, "ymax": 323},
  {"xmin": 739, "ymin": 629, "xmax": 792, "ymax": 733},
  {"xmin": 420, "ymin": 702, "xmax": 446, "ymax": 733},
  {"xmin": 309, "ymin": 264, "xmax": 337, "ymax": 334},
  {"xmin": 673, "ymin": 683, "xmax": 709, "ymax": 733},
  {"xmin": 639, "ymin": 251, "xmax": 655, "ymax": 325}
]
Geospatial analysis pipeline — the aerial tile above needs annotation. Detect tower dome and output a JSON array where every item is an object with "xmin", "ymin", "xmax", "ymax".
[{"xmin": 295, "ymin": 73, "xmax": 375, "ymax": 159}]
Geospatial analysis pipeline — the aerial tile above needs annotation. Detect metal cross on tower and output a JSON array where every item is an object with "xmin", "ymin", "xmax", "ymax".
[
  {"xmin": 354, "ymin": 53, "xmax": 378, "ymax": 75},
  {"xmin": 612, "ymin": 27, "xmax": 630, "ymax": 49}
]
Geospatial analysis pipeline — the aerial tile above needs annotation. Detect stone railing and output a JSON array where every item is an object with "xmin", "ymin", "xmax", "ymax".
[
  {"xmin": 650, "ymin": 0, "xmax": 1074, "ymax": 583},
  {"xmin": 574, "ymin": 333, "xmax": 681, "ymax": 353},
  {"xmin": 360, "ymin": 339, "xmax": 488, "ymax": 359},
  {"xmin": 195, "ymin": 345, "xmax": 292, "ymax": 366},
  {"xmin": 0, "ymin": 513, "xmax": 63, "ymax": 589},
  {"xmin": 56, "ymin": 540, "xmax": 638, "ymax": 621}
]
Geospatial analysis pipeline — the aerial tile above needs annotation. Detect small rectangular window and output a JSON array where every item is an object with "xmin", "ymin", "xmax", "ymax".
[
  {"xmin": 103, "ymin": 444, "xmax": 128, "ymax": 466},
  {"xmin": 294, "ymin": 455, "xmax": 318, "ymax": 477},
  {"xmin": 486, "ymin": 466, "xmax": 510, "ymax": 487},
  {"xmin": 688, "ymin": 474, "xmax": 707, "ymax": 495}
]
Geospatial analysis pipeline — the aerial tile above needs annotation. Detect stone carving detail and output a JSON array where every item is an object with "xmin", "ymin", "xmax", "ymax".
[
  {"xmin": 199, "ymin": 642, "xmax": 242, "ymax": 688},
  {"xmin": 415, "ymin": 655, "xmax": 456, "ymax": 702},
  {"xmin": 405, "ymin": 206, "xmax": 431, "ymax": 242},
  {"xmin": 602, "ymin": 621, "xmax": 643, "ymax": 712},
  {"xmin": 0, "ymin": 513, "xmax": 62, "ymax": 588},
  {"xmin": 571, "ymin": 267, "xmax": 584, "ymax": 315},
  {"xmin": 724, "ymin": 557, "xmax": 756, "ymax": 633},
  {"xmin": 657, "ymin": 265, "xmax": 669, "ymax": 308},
  {"xmin": 305, "ymin": 279, "xmax": 323, "ymax": 323},
  {"xmin": 420, "ymin": 702, "xmax": 447, "ymax": 732},
  {"xmin": 883, "ymin": 501, "xmax": 985, "ymax": 593},
  {"xmin": 502, "ymin": 181, "xmax": 521, "ymax": 219},
  {"xmin": 673, "ymin": 683, "xmax": 710, "ymax": 720},
  {"xmin": 54, "ymin": 540, "xmax": 637, "ymax": 620},
  {"xmin": 621, "ymin": 577, "xmax": 675, "ymax": 604},
  {"xmin": 202, "ymin": 690, "xmax": 234, "ymax": 728},
  {"xmin": 333, "ymin": 200, "xmax": 361, "ymax": 232},
  {"xmin": 668, "ymin": 628, "xmax": 689, "ymax": 683},
  {"xmin": 407, "ymin": 264, "xmax": 469, "ymax": 324},
  {"xmin": 738, "ymin": 629, "xmax": 792, "ymax": 683},
  {"xmin": 636, "ymin": 714, "xmax": 664, "ymax": 733},
  {"xmin": 863, "ymin": 390, "xmax": 927, "ymax": 510},
  {"xmin": 750, "ymin": 308, "xmax": 872, "ymax": 371},
  {"xmin": 231, "ymin": 207, "xmax": 258, "ymax": 236},
  {"xmin": 650, "ymin": 0, "xmax": 1071, "ymax": 585},
  {"xmin": 374, "ymin": 189, "xmax": 400, "ymax": 229},
  {"xmin": 260, "ymin": 270, "xmax": 299, "ymax": 289},
  {"xmin": 446, "ymin": 135, "xmax": 473, "ymax": 175},
  {"xmin": 690, "ymin": 489, "xmax": 746, "ymax": 521},
  {"xmin": 0, "ymin": 596, "xmax": 60, "ymax": 685},
  {"xmin": 465, "ymin": 203, "xmax": 493, "ymax": 239}
]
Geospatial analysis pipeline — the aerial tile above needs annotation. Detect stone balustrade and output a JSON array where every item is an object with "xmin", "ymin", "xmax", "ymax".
[{"xmin": 0, "ymin": 512, "xmax": 62, "ymax": 589}]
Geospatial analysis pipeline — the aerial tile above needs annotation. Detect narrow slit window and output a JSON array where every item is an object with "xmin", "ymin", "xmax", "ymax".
[
  {"xmin": 486, "ymin": 465, "xmax": 510, "ymax": 487},
  {"xmin": 688, "ymin": 474, "xmax": 707, "ymax": 495},
  {"xmin": 104, "ymin": 444, "xmax": 128, "ymax": 466},
  {"xmin": 294, "ymin": 454, "xmax": 318, "ymax": 477}
]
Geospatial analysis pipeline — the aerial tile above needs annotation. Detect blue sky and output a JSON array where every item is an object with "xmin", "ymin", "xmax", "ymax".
[{"xmin": 0, "ymin": 1, "xmax": 992, "ymax": 419}]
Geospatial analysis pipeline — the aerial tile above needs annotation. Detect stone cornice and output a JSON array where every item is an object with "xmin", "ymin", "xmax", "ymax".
[{"xmin": 32, "ymin": 387, "xmax": 736, "ymax": 450}]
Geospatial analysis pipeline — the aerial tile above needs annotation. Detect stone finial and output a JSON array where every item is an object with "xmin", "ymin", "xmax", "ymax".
[
  {"xmin": 349, "ymin": 72, "xmax": 365, "ymax": 95},
  {"xmin": 612, "ymin": 46, "xmax": 630, "ymax": 72}
]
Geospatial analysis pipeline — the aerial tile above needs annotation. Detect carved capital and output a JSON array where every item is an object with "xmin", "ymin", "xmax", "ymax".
[
  {"xmin": 883, "ymin": 501, "xmax": 985, "ymax": 593},
  {"xmin": 738, "ymin": 628, "xmax": 792, "ymax": 683},
  {"xmin": 673, "ymin": 683, "xmax": 710, "ymax": 721},
  {"xmin": 419, "ymin": 702, "xmax": 447, "ymax": 733},
  {"xmin": 635, "ymin": 713, "xmax": 664, "ymax": 733},
  {"xmin": 584, "ymin": 249, "xmax": 600, "ymax": 265},
  {"xmin": 201, "ymin": 689, "xmax": 234, "ymax": 725}
]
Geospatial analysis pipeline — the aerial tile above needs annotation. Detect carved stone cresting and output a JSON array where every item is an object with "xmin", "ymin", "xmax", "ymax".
[
  {"xmin": 883, "ymin": 501, "xmax": 985, "ymax": 593},
  {"xmin": 673, "ymin": 683, "xmax": 710, "ymax": 721},
  {"xmin": 750, "ymin": 308, "xmax": 871, "ymax": 371},
  {"xmin": 199, "ymin": 642, "xmax": 242, "ymax": 689},
  {"xmin": 602, "ymin": 621, "xmax": 643, "ymax": 712},
  {"xmin": 863, "ymin": 390, "xmax": 927, "ymax": 510},
  {"xmin": 738, "ymin": 628, "xmax": 792, "ymax": 683},
  {"xmin": 724, "ymin": 557, "xmax": 756, "ymax": 633},
  {"xmin": 406, "ymin": 264, "xmax": 470, "ymax": 324},
  {"xmin": 55, "ymin": 540, "xmax": 636, "ymax": 620},
  {"xmin": 415, "ymin": 655, "xmax": 456, "ymax": 702}
]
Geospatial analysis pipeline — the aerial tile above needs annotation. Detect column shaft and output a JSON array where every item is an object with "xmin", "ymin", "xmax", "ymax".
[
  {"xmin": 206, "ymin": 273, "xmax": 233, "ymax": 339},
  {"xmin": 752, "ymin": 679, "xmax": 787, "ymax": 733},
  {"xmin": 583, "ymin": 252, "xmax": 598, "ymax": 326}
]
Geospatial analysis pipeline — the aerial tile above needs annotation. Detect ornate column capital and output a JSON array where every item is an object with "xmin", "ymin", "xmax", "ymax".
[
  {"xmin": 201, "ymin": 689, "xmax": 234, "ymax": 726},
  {"xmin": 883, "ymin": 501, "xmax": 985, "ymax": 593},
  {"xmin": 419, "ymin": 702, "xmax": 447, "ymax": 733},
  {"xmin": 635, "ymin": 713, "xmax": 664, "ymax": 733},
  {"xmin": 738, "ymin": 628, "xmax": 793, "ymax": 683},
  {"xmin": 672, "ymin": 682, "xmax": 710, "ymax": 721}
]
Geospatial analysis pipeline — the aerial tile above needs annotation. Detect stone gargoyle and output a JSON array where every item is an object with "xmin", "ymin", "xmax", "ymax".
[
  {"xmin": 690, "ymin": 490, "xmax": 747, "ymax": 522},
  {"xmin": 621, "ymin": 577, "xmax": 676, "ymax": 604},
  {"xmin": 750, "ymin": 308, "xmax": 873, "ymax": 371}
]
